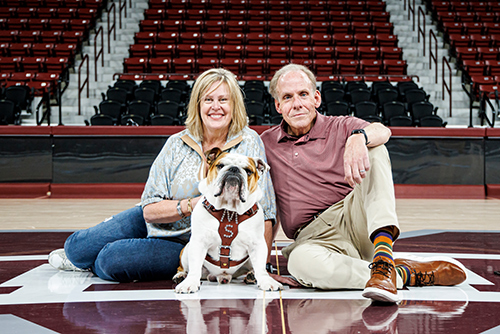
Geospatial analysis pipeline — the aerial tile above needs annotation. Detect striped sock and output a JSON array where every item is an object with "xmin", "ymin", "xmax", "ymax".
[
  {"xmin": 372, "ymin": 228, "xmax": 395, "ymax": 266},
  {"xmin": 396, "ymin": 264, "xmax": 411, "ymax": 286}
]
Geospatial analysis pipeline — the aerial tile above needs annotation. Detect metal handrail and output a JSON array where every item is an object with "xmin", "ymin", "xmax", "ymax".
[
  {"xmin": 35, "ymin": 87, "xmax": 51, "ymax": 126},
  {"xmin": 461, "ymin": 82, "xmax": 475, "ymax": 127},
  {"xmin": 429, "ymin": 29, "xmax": 438, "ymax": 84},
  {"xmin": 408, "ymin": 0, "xmax": 416, "ymax": 31},
  {"xmin": 58, "ymin": 79, "xmax": 63, "ymax": 125},
  {"xmin": 442, "ymin": 56, "xmax": 452, "ymax": 117},
  {"xmin": 118, "ymin": 0, "xmax": 127, "ymax": 29},
  {"xmin": 107, "ymin": 3, "xmax": 116, "ymax": 54},
  {"xmin": 94, "ymin": 26, "xmax": 104, "ymax": 81},
  {"xmin": 418, "ymin": 6, "xmax": 426, "ymax": 55},
  {"xmin": 45, "ymin": 87, "xmax": 52, "ymax": 126},
  {"xmin": 78, "ymin": 54, "xmax": 90, "ymax": 116},
  {"xmin": 479, "ymin": 90, "xmax": 498, "ymax": 127}
]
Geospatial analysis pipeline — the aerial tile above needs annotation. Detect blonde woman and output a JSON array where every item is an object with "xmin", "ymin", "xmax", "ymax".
[{"xmin": 49, "ymin": 68, "xmax": 276, "ymax": 282}]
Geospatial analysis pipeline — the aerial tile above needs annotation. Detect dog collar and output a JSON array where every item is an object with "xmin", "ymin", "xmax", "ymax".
[
  {"xmin": 202, "ymin": 199, "xmax": 259, "ymax": 224},
  {"xmin": 202, "ymin": 199, "xmax": 259, "ymax": 269}
]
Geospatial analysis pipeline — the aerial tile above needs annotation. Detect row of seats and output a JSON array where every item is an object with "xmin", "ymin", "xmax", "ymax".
[
  {"xmin": 116, "ymin": 72, "xmax": 416, "ymax": 83},
  {"xmin": 346, "ymin": 100, "xmax": 446, "ymax": 127},
  {"xmin": 468, "ymin": 75, "xmax": 500, "ymax": 98},
  {"xmin": 133, "ymin": 31, "xmax": 400, "ymax": 47},
  {"xmin": 321, "ymin": 80, "xmax": 428, "ymax": 108},
  {"xmin": 462, "ymin": 60, "xmax": 500, "ymax": 77},
  {"xmin": 0, "ymin": 42, "xmax": 80, "ymax": 57},
  {"xmin": 91, "ymin": 99, "xmax": 191, "ymax": 126},
  {"xmin": 140, "ymin": 19, "xmax": 394, "ymax": 34},
  {"xmin": 129, "ymin": 44, "xmax": 403, "ymax": 60},
  {"xmin": 435, "ymin": 10, "xmax": 500, "ymax": 25},
  {"xmin": 142, "ymin": 9, "xmax": 390, "ymax": 21},
  {"xmin": 442, "ymin": 21, "xmax": 500, "ymax": 36},
  {"xmin": 455, "ymin": 46, "xmax": 500, "ymax": 63},
  {"xmin": 0, "ymin": 30, "xmax": 87, "ymax": 45},
  {"xmin": 0, "ymin": 19, "xmax": 94, "ymax": 32},
  {"xmin": 149, "ymin": 0, "xmax": 385, "ymax": 10},
  {"xmin": 431, "ymin": 1, "xmax": 500, "ymax": 12},
  {"xmin": 0, "ymin": 71, "xmax": 61, "ymax": 92},
  {"xmin": 447, "ymin": 33, "xmax": 500, "ymax": 50},
  {"xmin": 122, "ymin": 57, "xmax": 408, "ymax": 75},
  {"xmin": 0, "ymin": 0, "xmax": 104, "ymax": 9},
  {"xmin": 92, "ymin": 78, "xmax": 193, "ymax": 126},
  {"xmin": 101, "ymin": 86, "xmax": 189, "ymax": 106},
  {"xmin": 0, "ymin": 8, "xmax": 99, "ymax": 19},
  {"xmin": 0, "ymin": 56, "xmax": 69, "ymax": 73}
]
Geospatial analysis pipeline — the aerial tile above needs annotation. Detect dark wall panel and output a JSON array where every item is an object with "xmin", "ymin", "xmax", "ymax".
[
  {"xmin": 485, "ymin": 138, "xmax": 500, "ymax": 184},
  {"xmin": 0, "ymin": 136, "xmax": 52, "ymax": 182},
  {"xmin": 52, "ymin": 136, "xmax": 168, "ymax": 183},
  {"xmin": 0, "ymin": 128, "xmax": 492, "ymax": 187},
  {"xmin": 387, "ymin": 138, "xmax": 484, "ymax": 185}
]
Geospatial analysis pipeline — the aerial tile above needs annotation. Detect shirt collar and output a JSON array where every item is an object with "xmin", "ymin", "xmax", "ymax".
[{"xmin": 277, "ymin": 111, "xmax": 327, "ymax": 143}]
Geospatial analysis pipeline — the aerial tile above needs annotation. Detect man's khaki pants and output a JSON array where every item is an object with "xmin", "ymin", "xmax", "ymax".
[{"xmin": 282, "ymin": 145, "xmax": 403, "ymax": 290}]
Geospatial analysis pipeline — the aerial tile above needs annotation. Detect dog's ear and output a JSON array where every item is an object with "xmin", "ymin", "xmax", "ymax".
[
  {"xmin": 205, "ymin": 147, "xmax": 223, "ymax": 166},
  {"xmin": 253, "ymin": 157, "xmax": 270, "ymax": 175}
]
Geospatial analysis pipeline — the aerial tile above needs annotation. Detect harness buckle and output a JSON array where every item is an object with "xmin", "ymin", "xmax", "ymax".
[{"xmin": 219, "ymin": 245, "xmax": 231, "ymax": 257}]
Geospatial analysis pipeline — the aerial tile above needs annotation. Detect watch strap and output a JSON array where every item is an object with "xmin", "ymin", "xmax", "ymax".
[{"xmin": 351, "ymin": 129, "xmax": 370, "ymax": 145}]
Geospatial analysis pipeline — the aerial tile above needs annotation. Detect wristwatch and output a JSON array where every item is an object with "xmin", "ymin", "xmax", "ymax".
[
  {"xmin": 351, "ymin": 129, "xmax": 370, "ymax": 145},
  {"xmin": 266, "ymin": 262, "xmax": 274, "ymax": 274}
]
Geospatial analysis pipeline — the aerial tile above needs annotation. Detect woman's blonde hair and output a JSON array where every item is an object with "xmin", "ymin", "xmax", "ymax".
[
  {"xmin": 269, "ymin": 63, "xmax": 317, "ymax": 100},
  {"xmin": 185, "ymin": 68, "xmax": 248, "ymax": 141}
]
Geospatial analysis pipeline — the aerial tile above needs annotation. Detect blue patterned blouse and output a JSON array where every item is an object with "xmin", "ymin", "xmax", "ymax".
[{"xmin": 141, "ymin": 127, "xmax": 276, "ymax": 242}]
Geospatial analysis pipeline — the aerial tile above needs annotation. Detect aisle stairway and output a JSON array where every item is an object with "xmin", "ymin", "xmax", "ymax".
[
  {"xmin": 26, "ymin": 0, "xmax": 497, "ymax": 127},
  {"xmin": 384, "ymin": 0, "xmax": 481, "ymax": 127}
]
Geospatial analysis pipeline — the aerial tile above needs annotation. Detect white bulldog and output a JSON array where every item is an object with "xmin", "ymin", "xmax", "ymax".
[{"xmin": 173, "ymin": 148, "xmax": 282, "ymax": 293}]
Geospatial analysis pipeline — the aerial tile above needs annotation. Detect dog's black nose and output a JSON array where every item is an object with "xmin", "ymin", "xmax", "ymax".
[{"xmin": 228, "ymin": 166, "xmax": 239, "ymax": 174}]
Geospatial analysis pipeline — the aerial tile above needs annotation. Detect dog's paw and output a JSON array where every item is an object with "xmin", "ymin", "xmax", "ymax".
[
  {"xmin": 172, "ymin": 272, "xmax": 187, "ymax": 285},
  {"xmin": 174, "ymin": 278, "xmax": 201, "ymax": 294},
  {"xmin": 258, "ymin": 276, "xmax": 283, "ymax": 291},
  {"xmin": 244, "ymin": 271, "xmax": 256, "ymax": 285}
]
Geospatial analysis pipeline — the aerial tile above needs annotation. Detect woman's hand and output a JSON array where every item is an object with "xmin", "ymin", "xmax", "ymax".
[
  {"xmin": 190, "ymin": 196, "xmax": 202, "ymax": 212},
  {"xmin": 143, "ymin": 195, "xmax": 202, "ymax": 224}
]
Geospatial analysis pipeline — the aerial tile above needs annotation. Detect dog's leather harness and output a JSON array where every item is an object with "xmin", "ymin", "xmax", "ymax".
[{"xmin": 203, "ymin": 199, "xmax": 259, "ymax": 269}]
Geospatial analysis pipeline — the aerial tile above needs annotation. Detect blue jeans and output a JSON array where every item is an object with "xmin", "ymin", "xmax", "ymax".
[{"xmin": 64, "ymin": 206, "xmax": 185, "ymax": 282}]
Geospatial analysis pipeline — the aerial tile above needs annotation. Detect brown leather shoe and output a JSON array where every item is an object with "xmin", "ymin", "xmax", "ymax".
[
  {"xmin": 362, "ymin": 257, "xmax": 400, "ymax": 303},
  {"xmin": 395, "ymin": 256, "xmax": 467, "ymax": 286}
]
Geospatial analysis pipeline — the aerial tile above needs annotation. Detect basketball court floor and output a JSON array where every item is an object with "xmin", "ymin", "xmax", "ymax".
[{"xmin": 1, "ymin": 198, "xmax": 500, "ymax": 333}]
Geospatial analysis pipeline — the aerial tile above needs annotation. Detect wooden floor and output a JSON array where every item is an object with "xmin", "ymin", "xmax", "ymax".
[
  {"xmin": 2, "ymin": 199, "xmax": 500, "ymax": 334},
  {"xmin": 1, "ymin": 198, "xmax": 499, "ymax": 239}
]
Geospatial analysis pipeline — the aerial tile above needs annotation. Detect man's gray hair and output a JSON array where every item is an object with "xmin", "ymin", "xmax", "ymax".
[{"xmin": 269, "ymin": 64, "xmax": 317, "ymax": 100}]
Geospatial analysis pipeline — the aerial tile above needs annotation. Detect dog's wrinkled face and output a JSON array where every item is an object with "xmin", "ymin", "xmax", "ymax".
[{"xmin": 201, "ymin": 148, "xmax": 269, "ymax": 212}]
